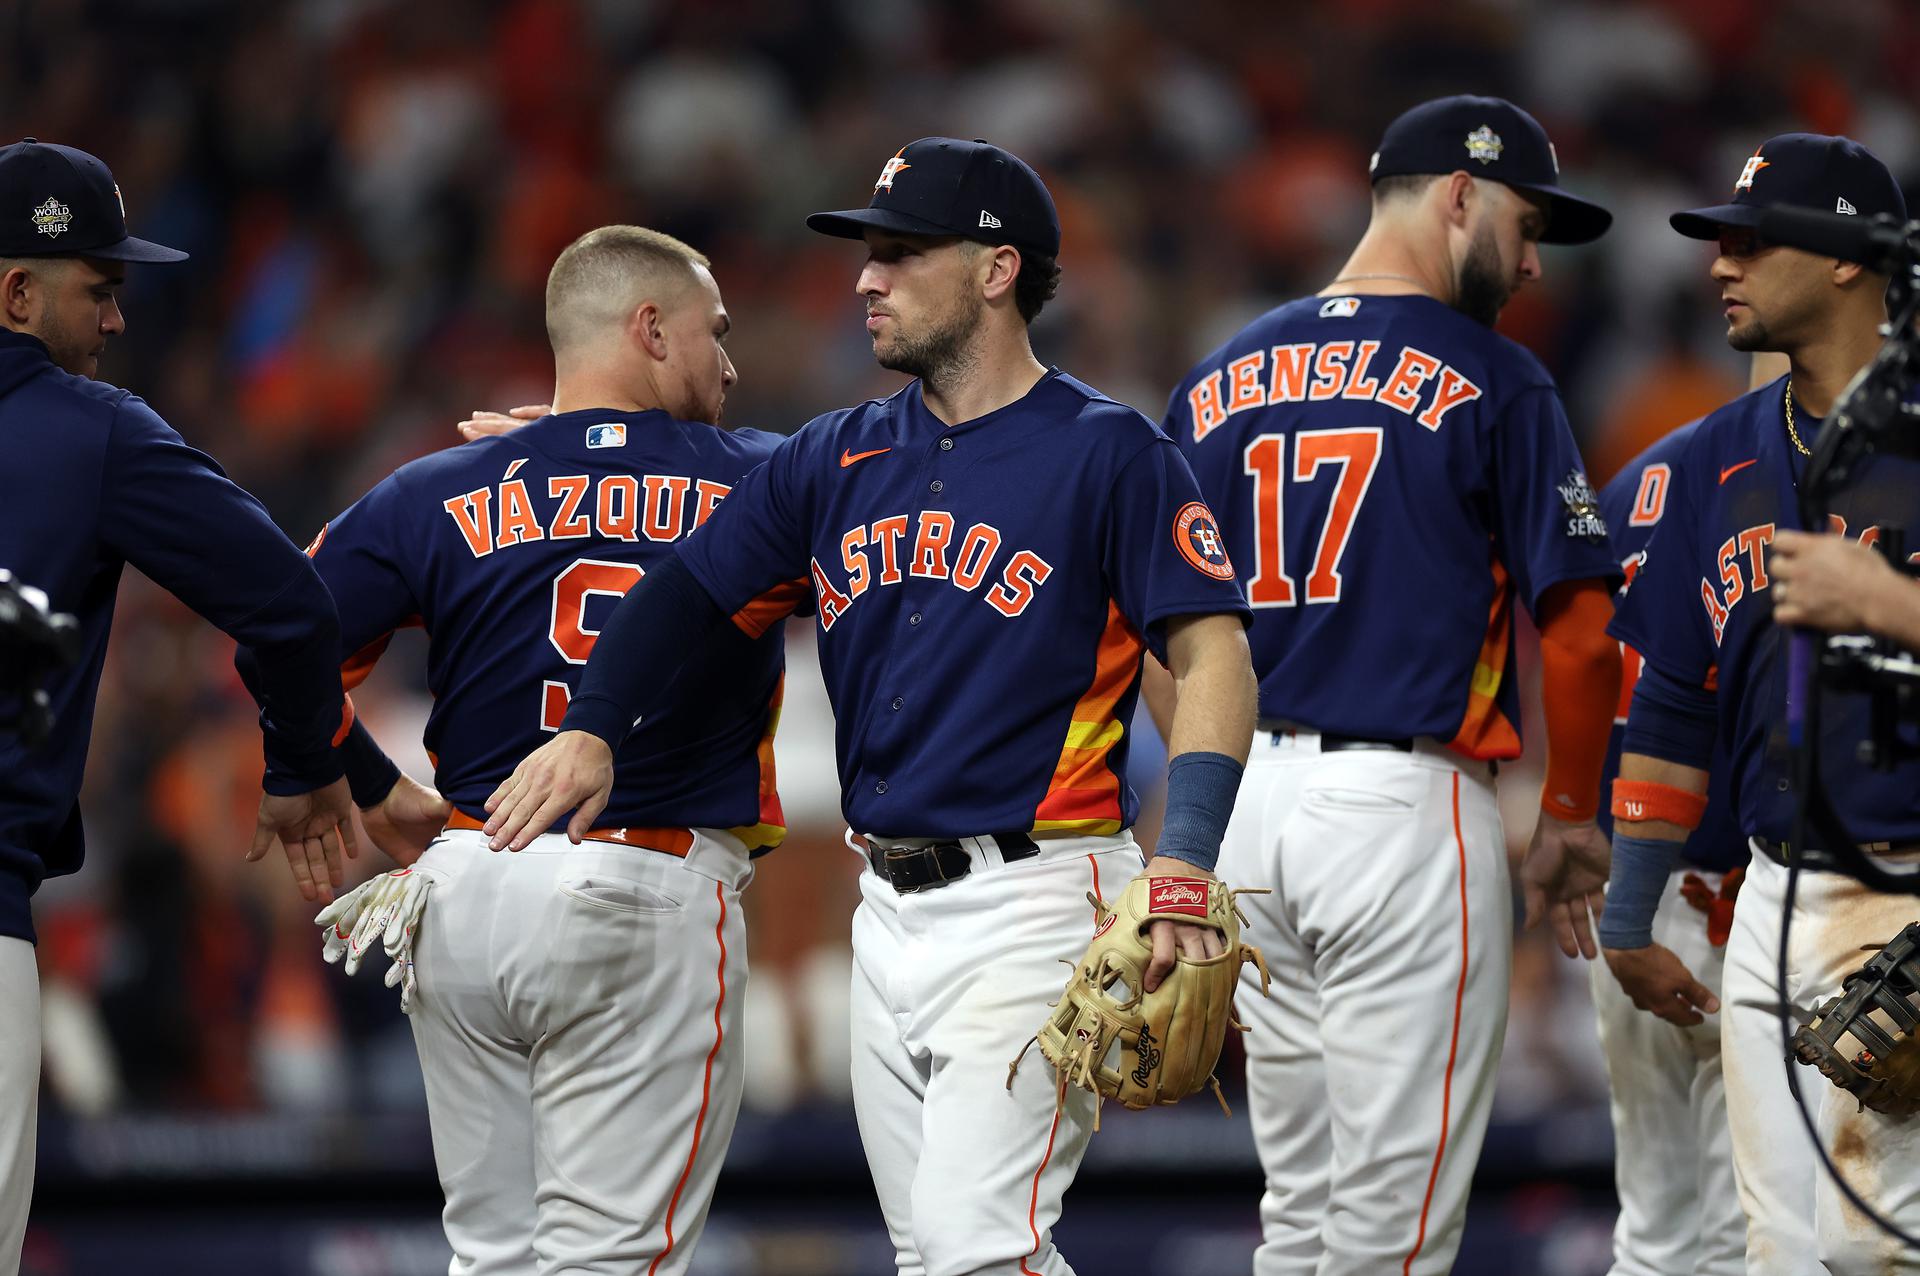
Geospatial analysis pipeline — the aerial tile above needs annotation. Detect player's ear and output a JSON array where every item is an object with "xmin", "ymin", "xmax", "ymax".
[
  {"xmin": 980, "ymin": 245, "xmax": 1021, "ymax": 305},
  {"xmin": 629, "ymin": 300, "xmax": 670, "ymax": 362},
  {"xmin": 1830, "ymin": 259, "xmax": 1867, "ymax": 289},
  {"xmin": 0, "ymin": 266, "xmax": 36, "ymax": 326},
  {"xmin": 1442, "ymin": 171, "xmax": 1476, "ymax": 228}
]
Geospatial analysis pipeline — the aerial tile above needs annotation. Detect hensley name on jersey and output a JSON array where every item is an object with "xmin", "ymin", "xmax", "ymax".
[
  {"xmin": 308, "ymin": 408, "xmax": 795, "ymax": 846},
  {"xmin": 1165, "ymin": 292, "xmax": 1617, "ymax": 757}
]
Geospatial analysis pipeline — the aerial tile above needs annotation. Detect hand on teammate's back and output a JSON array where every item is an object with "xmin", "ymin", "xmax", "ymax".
[
  {"xmin": 1602, "ymin": 942, "xmax": 1720, "ymax": 1026},
  {"xmin": 1518, "ymin": 813, "xmax": 1610, "ymax": 959},
  {"xmin": 455, "ymin": 403, "xmax": 550, "ymax": 442},
  {"xmin": 482, "ymin": 729, "xmax": 616, "ymax": 851},
  {"xmin": 361, "ymin": 773, "xmax": 452, "ymax": 867},
  {"xmin": 248, "ymin": 777, "xmax": 361, "ymax": 903},
  {"xmin": 1138, "ymin": 854, "xmax": 1227, "ymax": 993}
]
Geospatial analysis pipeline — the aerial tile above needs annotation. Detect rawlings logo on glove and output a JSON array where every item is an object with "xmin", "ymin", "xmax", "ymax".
[{"xmin": 1008, "ymin": 874, "xmax": 1269, "ymax": 1128}]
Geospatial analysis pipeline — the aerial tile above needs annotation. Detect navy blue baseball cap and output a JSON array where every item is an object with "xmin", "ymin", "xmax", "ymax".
[
  {"xmin": 0, "ymin": 138, "xmax": 187, "ymax": 263},
  {"xmin": 1670, "ymin": 133, "xmax": 1906, "ymax": 240},
  {"xmin": 1369, "ymin": 95, "xmax": 1612, "ymax": 245},
  {"xmin": 807, "ymin": 137, "xmax": 1062, "ymax": 259}
]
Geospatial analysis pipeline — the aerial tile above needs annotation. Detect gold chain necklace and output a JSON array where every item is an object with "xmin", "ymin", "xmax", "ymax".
[{"xmin": 1785, "ymin": 377, "xmax": 1810, "ymax": 456}]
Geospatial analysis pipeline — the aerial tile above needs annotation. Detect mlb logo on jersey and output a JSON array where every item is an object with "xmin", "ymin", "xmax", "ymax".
[
  {"xmin": 1318, "ymin": 297, "xmax": 1363, "ymax": 319},
  {"xmin": 586, "ymin": 423, "xmax": 627, "ymax": 449}
]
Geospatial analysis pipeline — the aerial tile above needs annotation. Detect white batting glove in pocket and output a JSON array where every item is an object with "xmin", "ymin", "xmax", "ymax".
[{"xmin": 315, "ymin": 867, "xmax": 434, "ymax": 1013}]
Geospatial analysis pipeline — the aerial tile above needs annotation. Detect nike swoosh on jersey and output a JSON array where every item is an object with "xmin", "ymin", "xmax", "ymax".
[
  {"xmin": 1719, "ymin": 458, "xmax": 1758, "ymax": 484},
  {"xmin": 841, "ymin": 447, "xmax": 892, "ymax": 468}
]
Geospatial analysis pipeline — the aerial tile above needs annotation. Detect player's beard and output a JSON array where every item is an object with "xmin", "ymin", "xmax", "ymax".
[
  {"xmin": 874, "ymin": 287, "xmax": 985, "ymax": 390},
  {"xmin": 1726, "ymin": 313, "xmax": 1774, "ymax": 352},
  {"xmin": 1452, "ymin": 223, "xmax": 1511, "ymax": 329}
]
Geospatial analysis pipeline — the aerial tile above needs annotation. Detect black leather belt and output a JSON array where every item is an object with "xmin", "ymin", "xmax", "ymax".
[
  {"xmin": 1257, "ymin": 720, "xmax": 1413, "ymax": 752},
  {"xmin": 1754, "ymin": 836, "xmax": 1920, "ymax": 867},
  {"xmin": 865, "ymin": 832, "xmax": 1041, "ymax": 893}
]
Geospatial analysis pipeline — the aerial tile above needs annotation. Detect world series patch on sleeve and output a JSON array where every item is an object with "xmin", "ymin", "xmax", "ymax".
[{"xmin": 1009, "ymin": 875, "xmax": 1270, "ymax": 1126}]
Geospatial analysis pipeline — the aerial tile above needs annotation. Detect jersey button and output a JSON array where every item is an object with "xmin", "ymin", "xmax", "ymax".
[
  {"xmin": 875, "ymin": 780, "xmax": 889, "ymax": 794},
  {"xmin": 909, "ymin": 611, "xmax": 922, "ymax": 626},
  {"xmin": 891, "ymin": 696, "xmax": 903, "ymax": 710},
  {"xmin": 940, "ymin": 438, "xmax": 954, "ymax": 451},
  {"xmin": 929, "ymin": 479, "xmax": 943, "ymax": 493},
  {"xmin": 1777, "ymin": 778, "xmax": 1790, "ymax": 792}
]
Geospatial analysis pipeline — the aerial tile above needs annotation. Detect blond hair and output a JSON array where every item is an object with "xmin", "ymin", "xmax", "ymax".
[{"xmin": 545, "ymin": 225, "xmax": 711, "ymax": 353}]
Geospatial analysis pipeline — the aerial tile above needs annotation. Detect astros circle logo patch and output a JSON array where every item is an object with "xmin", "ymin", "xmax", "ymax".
[{"xmin": 1173, "ymin": 501, "xmax": 1235, "ymax": 580}]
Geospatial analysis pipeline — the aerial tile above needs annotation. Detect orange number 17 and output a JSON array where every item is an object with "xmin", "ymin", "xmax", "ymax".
[{"xmin": 1240, "ymin": 427, "xmax": 1383, "ymax": 608}]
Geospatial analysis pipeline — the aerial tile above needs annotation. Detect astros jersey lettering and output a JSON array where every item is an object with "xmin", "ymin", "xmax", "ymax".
[
  {"xmin": 310, "ymin": 409, "xmax": 791, "ymax": 844},
  {"xmin": 1598, "ymin": 423, "xmax": 1744, "ymax": 870},
  {"xmin": 1164, "ymin": 293, "xmax": 1619, "ymax": 752},
  {"xmin": 673, "ymin": 369, "xmax": 1250, "ymax": 838},
  {"xmin": 1610, "ymin": 377, "xmax": 1920, "ymax": 843}
]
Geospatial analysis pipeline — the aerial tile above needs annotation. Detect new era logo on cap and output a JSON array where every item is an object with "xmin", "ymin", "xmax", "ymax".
[
  {"xmin": 1837, "ymin": 196, "xmax": 1857, "ymax": 215},
  {"xmin": 979, "ymin": 210, "xmax": 1001, "ymax": 229}
]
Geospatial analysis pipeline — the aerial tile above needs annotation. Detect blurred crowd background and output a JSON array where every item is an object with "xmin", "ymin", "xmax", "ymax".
[{"xmin": 7, "ymin": 0, "xmax": 1919, "ymax": 1271}]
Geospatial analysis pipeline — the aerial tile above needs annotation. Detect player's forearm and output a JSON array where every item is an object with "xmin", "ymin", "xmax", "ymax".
[
  {"xmin": 230, "ymin": 566, "xmax": 349, "ymax": 795},
  {"xmin": 1600, "ymin": 750, "xmax": 1708, "ymax": 949},
  {"xmin": 560, "ymin": 554, "xmax": 728, "ymax": 749},
  {"xmin": 1163, "ymin": 614, "xmax": 1256, "ymax": 764},
  {"xmin": 1154, "ymin": 614, "xmax": 1256, "ymax": 873},
  {"xmin": 1535, "ymin": 579, "xmax": 1621, "ymax": 820}
]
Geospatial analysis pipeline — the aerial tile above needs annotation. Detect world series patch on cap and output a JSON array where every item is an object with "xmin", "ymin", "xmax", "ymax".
[
  {"xmin": 0, "ymin": 138, "xmax": 187, "ymax": 262},
  {"xmin": 1670, "ymin": 132, "xmax": 1908, "ymax": 240},
  {"xmin": 1367, "ymin": 95, "xmax": 1612, "ymax": 245}
]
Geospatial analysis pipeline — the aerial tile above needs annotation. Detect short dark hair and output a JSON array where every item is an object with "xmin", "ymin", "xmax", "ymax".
[
  {"xmin": 1372, "ymin": 173, "xmax": 1443, "ymax": 205},
  {"xmin": 1014, "ymin": 252, "xmax": 1061, "ymax": 324}
]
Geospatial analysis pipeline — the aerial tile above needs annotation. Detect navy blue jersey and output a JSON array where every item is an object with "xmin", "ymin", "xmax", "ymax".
[
  {"xmin": 1165, "ymin": 293, "xmax": 1620, "ymax": 756},
  {"xmin": 0, "ymin": 331, "xmax": 344, "ymax": 943},
  {"xmin": 307, "ymin": 409, "xmax": 793, "ymax": 847},
  {"xmin": 1597, "ymin": 424, "xmax": 1745, "ymax": 871},
  {"xmin": 675, "ymin": 369, "xmax": 1250, "ymax": 839},
  {"xmin": 1610, "ymin": 378, "xmax": 1920, "ymax": 843}
]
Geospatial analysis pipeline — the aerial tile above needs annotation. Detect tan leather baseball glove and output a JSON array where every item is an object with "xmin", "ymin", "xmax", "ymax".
[{"xmin": 1009, "ymin": 874, "xmax": 1269, "ymax": 1127}]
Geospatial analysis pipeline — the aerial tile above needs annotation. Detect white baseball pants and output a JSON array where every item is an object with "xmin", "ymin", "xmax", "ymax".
[
  {"xmin": 1218, "ymin": 730, "xmax": 1510, "ymax": 1276},
  {"xmin": 408, "ymin": 827, "xmax": 751, "ymax": 1276},
  {"xmin": 0, "ymin": 937, "xmax": 36, "ymax": 1276},
  {"xmin": 849, "ymin": 831, "xmax": 1144, "ymax": 1276},
  {"xmin": 1588, "ymin": 868, "xmax": 1743, "ymax": 1276},
  {"xmin": 1723, "ymin": 848, "xmax": 1920, "ymax": 1276}
]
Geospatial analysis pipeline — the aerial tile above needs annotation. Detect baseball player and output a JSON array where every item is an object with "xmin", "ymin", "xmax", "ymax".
[
  {"xmin": 0, "ymin": 139, "xmax": 354, "ymax": 1276},
  {"xmin": 238, "ymin": 225, "xmax": 798, "ymax": 1275},
  {"xmin": 484, "ymin": 137, "xmax": 1258, "ymax": 1276},
  {"xmin": 1590, "ymin": 420, "xmax": 1748, "ymax": 1276},
  {"xmin": 1602, "ymin": 133, "xmax": 1920, "ymax": 1274},
  {"xmin": 1155, "ymin": 96, "xmax": 1623, "ymax": 1274}
]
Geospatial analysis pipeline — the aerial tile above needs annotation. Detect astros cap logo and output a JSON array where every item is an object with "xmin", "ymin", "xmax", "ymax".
[
  {"xmin": 1734, "ymin": 151, "xmax": 1769, "ymax": 192},
  {"xmin": 874, "ymin": 148, "xmax": 911, "ymax": 194}
]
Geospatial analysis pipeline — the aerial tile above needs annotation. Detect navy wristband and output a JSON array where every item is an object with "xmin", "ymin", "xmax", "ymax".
[
  {"xmin": 1597, "ymin": 832, "xmax": 1682, "ymax": 949},
  {"xmin": 1154, "ymin": 751, "xmax": 1244, "ymax": 874}
]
